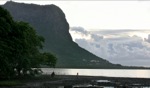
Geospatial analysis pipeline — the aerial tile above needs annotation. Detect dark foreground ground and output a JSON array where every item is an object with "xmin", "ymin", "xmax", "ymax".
[{"xmin": 1, "ymin": 75, "xmax": 150, "ymax": 88}]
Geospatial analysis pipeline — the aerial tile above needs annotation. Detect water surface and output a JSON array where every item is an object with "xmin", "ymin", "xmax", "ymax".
[{"xmin": 41, "ymin": 68, "xmax": 150, "ymax": 78}]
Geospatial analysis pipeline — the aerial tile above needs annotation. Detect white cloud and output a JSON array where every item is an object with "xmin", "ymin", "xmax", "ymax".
[{"xmin": 70, "ymin": 27, "xmax": 150, "ymax": 67}]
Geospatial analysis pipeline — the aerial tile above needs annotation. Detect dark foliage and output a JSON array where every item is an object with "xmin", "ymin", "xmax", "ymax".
[{"xmin": 0, "ymin": 6, "xmax": 57, "ymax": 79}]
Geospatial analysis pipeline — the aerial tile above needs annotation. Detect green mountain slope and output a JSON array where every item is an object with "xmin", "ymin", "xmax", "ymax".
[{"xmin": 2, "ymin": 1, "xmax": 122, "ymax": 68}]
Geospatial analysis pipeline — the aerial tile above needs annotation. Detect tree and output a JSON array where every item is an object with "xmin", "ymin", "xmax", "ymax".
[
  {"xmin": 0, "ymin": 6, "xmax": 16, "ymax": 78},
  {"xmin": 13, "ymin": 21, "xmax": 45, "ymax": 76},
  {"xmin": 42, "ymin": 52, "xmax": 57, "ymax": 67},
  {"xmin": 0, "ymin": 6, "xmax": 57, "ymax": 78}
]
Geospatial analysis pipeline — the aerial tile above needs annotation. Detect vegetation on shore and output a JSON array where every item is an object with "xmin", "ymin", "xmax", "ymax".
[{"xmin": 0, "ymin": 6, "xmax": 57, "ymax": 79}]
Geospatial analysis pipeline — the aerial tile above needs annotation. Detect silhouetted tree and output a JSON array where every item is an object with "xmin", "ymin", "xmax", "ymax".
[{"xmin": 0, "ymin": 6, "xmax": 57, "ymax": 79}]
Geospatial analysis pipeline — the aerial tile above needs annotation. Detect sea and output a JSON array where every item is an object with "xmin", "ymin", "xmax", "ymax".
[{"xmin": 41, "ymin": 68, "xmax": 150, "ymax": 78}]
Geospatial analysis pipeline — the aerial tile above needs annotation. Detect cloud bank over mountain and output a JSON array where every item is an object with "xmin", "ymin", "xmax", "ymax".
[{"xmin": 70, "ymin": 27, "xmax": 150, "ymax": 67}]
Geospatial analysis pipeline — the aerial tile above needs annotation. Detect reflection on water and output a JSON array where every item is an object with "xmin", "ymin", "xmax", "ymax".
[{"xmin": 41, "ymin": 68, "xmax": 150, "ymax": 78}]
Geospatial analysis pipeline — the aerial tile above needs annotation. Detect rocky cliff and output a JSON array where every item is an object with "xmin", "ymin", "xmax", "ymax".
[{"xmin": 2, "ymin": 1, "xmax": 121, "ymax": 68}]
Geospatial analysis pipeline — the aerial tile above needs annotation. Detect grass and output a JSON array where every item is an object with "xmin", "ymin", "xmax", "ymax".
[
  {"xmin": 0, "ymin": 80, "xmax": 22, "ymax": 86},
  {"xmin": 0, "ymin": 75, "xmax": 60, "ymax": 87}
]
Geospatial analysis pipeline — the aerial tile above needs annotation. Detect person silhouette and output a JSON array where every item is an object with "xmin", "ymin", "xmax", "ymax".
[
  {"xmin": 51, "ymin": 71, "xmax": 55, "ymax": 77},
  {"xmin": 76, "ymin": 72, "xmax": 79, "ymax": 79}
]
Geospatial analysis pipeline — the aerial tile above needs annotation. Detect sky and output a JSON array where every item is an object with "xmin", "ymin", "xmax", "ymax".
[
  {"xmin": 70, "ymin": 27, "xmax": 150, "ymax": 67},
  {"xmin": 1, "ymin": 0, "xmax": 150, "ymax": 30},
  {"xmin": 1, "ymin": 0, "xmax": 150, "ymax": 67}
]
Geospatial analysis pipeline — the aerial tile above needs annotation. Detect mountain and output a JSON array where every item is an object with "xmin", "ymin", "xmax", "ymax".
[{"xmin": 2, "ymin": 1, "xmax": 122, "ymax": 68}]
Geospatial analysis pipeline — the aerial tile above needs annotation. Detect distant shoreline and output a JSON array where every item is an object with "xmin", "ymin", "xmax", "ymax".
[
  {"xmin": 41, "ymin": 68, "xmax": 150, "ymax": 79},
  {"xmin": 42, "ymin": 67, "xmax": 150, "ymax": 69}
]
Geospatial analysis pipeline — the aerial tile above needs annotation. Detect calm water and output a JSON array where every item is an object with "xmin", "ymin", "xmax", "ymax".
[{"xmin": 41, "ymin": 68, "xmax": 150, "ymax": 78}]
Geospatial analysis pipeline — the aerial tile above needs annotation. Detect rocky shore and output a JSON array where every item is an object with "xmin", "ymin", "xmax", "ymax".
[{"xmin": 1, "ymin": 75, "xmax": 150, "ymax": 88}]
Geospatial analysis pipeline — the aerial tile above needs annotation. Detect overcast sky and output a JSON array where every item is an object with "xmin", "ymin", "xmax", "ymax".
[
  {"xmin": 1, "ymin": 0, "xmax": 150, "ymax": 67},
  {"xmin": 70, "ymin": 27, "xmax": 150, "ymax": 67},
  {"xmin": 1, "ymin": 0, "xmax": 150, "ymax": 30}
]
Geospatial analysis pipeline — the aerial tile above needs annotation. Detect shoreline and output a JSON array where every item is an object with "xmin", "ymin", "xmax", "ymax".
[{"xmin": 1, "ymin": 75, "xmax": 150, "ymax": 88}]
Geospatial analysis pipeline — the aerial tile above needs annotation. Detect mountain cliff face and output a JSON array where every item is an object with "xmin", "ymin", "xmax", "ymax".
[{"xmin": 3, "ymin": 1, "xmax": 120, "ymax": 68}]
